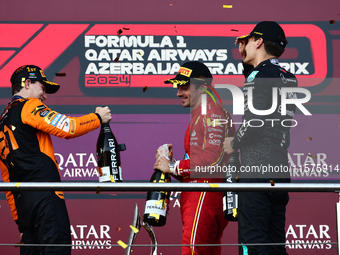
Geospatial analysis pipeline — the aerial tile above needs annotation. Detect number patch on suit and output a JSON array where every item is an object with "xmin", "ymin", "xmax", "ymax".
[{"xmin": 0, "ymin": 125, "xmax": 19, "ymax": 160}]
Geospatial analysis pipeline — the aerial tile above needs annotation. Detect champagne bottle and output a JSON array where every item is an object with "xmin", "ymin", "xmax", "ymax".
[
  {"xmin": 96, "ymin": 122, "xmax": 126, "ymax": 182},
  {"xmin": 143, "ymin": 145, "xmax": 172, "ymax": 227},
  {"xmin": 223, "ymin": 152, "xmax": 240, "ymax": 221}
]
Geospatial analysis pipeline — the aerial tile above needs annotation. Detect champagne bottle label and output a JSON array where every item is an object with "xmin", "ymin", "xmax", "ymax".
[
  {"xmin": 144, "ymin": 200, "xmax": 167, "ymax": 217},
  {"xmin": 118, "ymin": 166, "xmax": 123, "ymax": 181},
  {"xmin": 223, "ymin": 195, "xmax": 227, "ymax": 211},
  {"xmin": 98, "ymin": 166, "xmax": 111, "ymax": 182}
]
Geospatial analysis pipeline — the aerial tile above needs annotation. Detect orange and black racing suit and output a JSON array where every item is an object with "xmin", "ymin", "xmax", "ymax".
[{"xmin": 0, "ymin": 96, "xmax": 101, "ymax": 255}]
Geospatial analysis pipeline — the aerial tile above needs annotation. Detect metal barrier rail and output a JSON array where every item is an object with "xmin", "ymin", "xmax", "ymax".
[
  {"xmin": 1, "ymin": 182, "xmax": 340, "ymax": 254},
  {"xmin": 0, "ymin": 242, "xmax": 338, "ymax": 247},
  {"xmin": 1, "ymin": 182, "xmax": 340, "ymax": 192}
]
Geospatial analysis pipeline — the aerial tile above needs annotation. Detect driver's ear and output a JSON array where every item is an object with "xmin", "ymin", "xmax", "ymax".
[
  {"xmin": 24, "ymin": 79, "xmax": 31, "ymax": 90},
  {"xmin": 256, "ymin": 37, "xmax": 264, "ymax": 49}
]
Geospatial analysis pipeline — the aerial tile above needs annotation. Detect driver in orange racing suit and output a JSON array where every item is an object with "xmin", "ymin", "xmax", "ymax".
[{"xmin": 0, "ymin": 65, "xmax": 112, "ymax": 255}]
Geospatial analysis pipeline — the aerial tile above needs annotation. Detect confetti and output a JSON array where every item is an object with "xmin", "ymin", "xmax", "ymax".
[
  {"xmin": 307, "ymin": 137, "xmax": 312, "ymax": 141},
  {"xmin": 170, "ymin": 3, "xmax": 173, "ymax": 6},
  {"xmin": 130, "ymin": 225, "xmax": 139, "ymax": 234},
  {"xmin": 114, "ymin": 57, "xmax": 119, "ymax": 62},
  {"xmin": 155, "ymin": 199, "xmax": 164, "ymax": 206},
  {"xmin": 270, "ymin": 180, "xmax": 275, "ymax": 186},
  {"xmin": 174, "ymin": 25, "xmax": 177, "ymax": 33},
  {"xmin": 96, "ymin": 186, "xmax": 101, "ymax": 194},
  {"xmin": 142, "ymin": 86, "xmax": 148, "ymax": 92},
  {"xmin": 233, "ymin": 208, "xmax": 238, "ymax": 218},
  {"xmin": 15, "ymin": 182, "xmax": 21, "ymax": 188},
  {"xmin": 117, "ymin": 29, "xmax": 123, "ymax": 35},
  {"xmin": 231, "ymin": 29, "xmax": 239, "ymax": 32},
  {"xmin": 110, "ymin": 175, "xmax": 116, "ymax": 182},
  {"xmin": 307, "ymin": 153, "xmax": 317, "ymax": 159},
  {"xmin": 209, "ymin": 183, "xmax": 219, "ymax": 188},
  {"xmin": 116, "ymin": 227, "xmax": 121, "ymax": 231},
  {"xmin": 122, "ymin": 27, "xmax": 130, "ymax": 30},
  {"xmin": 150, "ymin": 213, "xmax": 160, "ymax": 221},
  {"xmin": 329, "ymin": 20, "xmax": 336, "ymax": 24},
  {"xmin": 117, "ymin": 240, "xmax": 128, "ymax": 249},
  {"xmin": 55, "ymin": 73, "xmax": 66, "ymax": 76},
  {"xmin": 223, "ymin": 5, "xmax": 233, "ymax": 8},
  {"xmin": 138, "ymin": 51, "xmax": 143, "ymax": 56}
]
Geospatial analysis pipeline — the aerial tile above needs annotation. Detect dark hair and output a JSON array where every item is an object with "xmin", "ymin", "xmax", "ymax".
[
  {"xmin": 11, "ymin": 80, "xmax": 38, "ymax": 96},
  {"xmin": 12, "ymin": 82, "xmax": 22, "ymax": 96},
  {"xmin": 254, "ymin": 36, "xmax": 287, "ymax": 57}
]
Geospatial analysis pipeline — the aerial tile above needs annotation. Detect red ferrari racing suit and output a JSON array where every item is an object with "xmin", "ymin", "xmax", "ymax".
[
  {"xmin": 172, "ymin": 97, "xmax": 235, "ymax": 255},
  {"xmin": 0, "ymin": 96, "xmax": 101, "ymax": 254}
]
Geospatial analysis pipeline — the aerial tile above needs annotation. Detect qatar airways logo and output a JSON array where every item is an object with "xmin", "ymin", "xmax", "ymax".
[{"xmin": 200, "ymin": 84, "xmax": 311, "ymax": 128}]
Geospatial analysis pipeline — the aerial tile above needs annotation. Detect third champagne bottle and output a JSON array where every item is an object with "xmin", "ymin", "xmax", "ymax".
[{"xmin": 143, "ymin": 144, "xmax": 172, "ymax": 226}]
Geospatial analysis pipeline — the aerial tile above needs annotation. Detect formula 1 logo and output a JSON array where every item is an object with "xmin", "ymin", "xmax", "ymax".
[{"xmin": 0, "ymin": 23, "xmax": 89, "ymax": 90}]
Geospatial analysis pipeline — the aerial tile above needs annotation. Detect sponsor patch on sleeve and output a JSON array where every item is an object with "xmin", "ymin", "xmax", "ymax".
[
  {"xmin": 44, "ymin": 111, "xmax": 57, "ymax": 124},
  {"xmin": 56, "ymin": 115, "xmax": 67, "ymax": 129},
  {"xmin": 69, "ymin": 119, "xmax": 76, "ymax": 134},
  {"xmin": 40, "ymin": 110, "xmax": 50, "ymax": 117},
  {"xmin": 31, "ymin": 105, "xmax": 47, "ymax": 115},
  {"xmin": 62, "ymin": 118, "xmax": 70, "ymax": 133},
  {"xmin": 50, "ymin": 114, "xmax": 62, "ymax": 127}
]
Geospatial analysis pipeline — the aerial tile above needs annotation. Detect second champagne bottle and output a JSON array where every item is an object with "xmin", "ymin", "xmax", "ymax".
[{"xmin": 96, "ymin": 122, "xmax": 126, "ymax": 182}]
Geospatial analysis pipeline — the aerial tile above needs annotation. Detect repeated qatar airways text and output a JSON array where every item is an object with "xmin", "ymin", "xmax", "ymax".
[{"xmin": 55, "ymin": 152, "xmax": 99, "ymax": 178}]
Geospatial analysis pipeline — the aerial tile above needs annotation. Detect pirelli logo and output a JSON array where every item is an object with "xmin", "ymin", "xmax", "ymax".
[
  {"xmin": 178, "ymin": 67, "xmax": 192, "ymax": 77},
  {"xmin": 70, "ymin": 119, "xmax": 76, "ymax": 134}
]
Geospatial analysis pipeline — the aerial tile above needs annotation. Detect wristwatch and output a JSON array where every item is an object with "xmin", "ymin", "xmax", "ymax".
[
  {"xmin": 169, "ymin": 161, "xmax": 175, "ymax": 171},
  {"xmin": 169, "ymin": 161, "xmax": 176, "ymax": 175}
]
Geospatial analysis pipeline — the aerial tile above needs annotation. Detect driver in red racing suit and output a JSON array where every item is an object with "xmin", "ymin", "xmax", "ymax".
[{"xmin": 154, "ymin": 61, "xmax": 235, "ymax": 255}]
